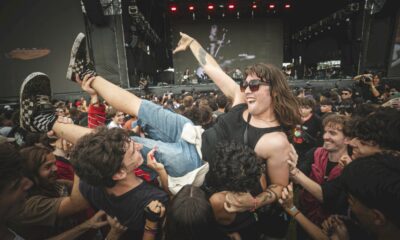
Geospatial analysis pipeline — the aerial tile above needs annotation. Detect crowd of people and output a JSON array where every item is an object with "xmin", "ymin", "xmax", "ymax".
[{"xmin": 0, "ymin": 31, "xmax": 400, "ymax": 240}]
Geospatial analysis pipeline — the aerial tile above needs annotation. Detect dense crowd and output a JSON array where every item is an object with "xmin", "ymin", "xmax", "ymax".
[{"xmin": 0, "ymin": 32, "xmax": 399, "ymax": 240}]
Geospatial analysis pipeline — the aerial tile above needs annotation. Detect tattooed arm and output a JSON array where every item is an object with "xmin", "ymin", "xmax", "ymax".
[{"xmin": 173, "ymin": 32, "xmax": 244, "ymax": 106}]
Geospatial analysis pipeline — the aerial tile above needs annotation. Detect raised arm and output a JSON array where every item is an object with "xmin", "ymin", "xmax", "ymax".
[
  {"xmin": 287, "ymin": 148, "xmax": 323, "ymax": 202},
  {"xmin": 57, "ymin": 174, "xmax": 90, "ymax": 217},
  {"xmin": 173, "ymin": 32, "xmax": 244, "ymax": 106}
]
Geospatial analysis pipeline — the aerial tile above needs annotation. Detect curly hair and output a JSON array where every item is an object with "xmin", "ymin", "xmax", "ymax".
[
  {"xmin": 70, "ymin": 127, "xmax": 130, "ymax": 188},
  {"xmin": 341, "ymin": 151, "xmax": 400, "ymax": 228},
  {"xmin": 348, "ymin": 107, "xmax": 400, "ymax": 151},
  {"xmin": 207, "ymin": 141, "xmax": 263, "ymax": 193},
  {"xmin": 245, "ymin": 63, "xmax": 301, "ymax": 129}
]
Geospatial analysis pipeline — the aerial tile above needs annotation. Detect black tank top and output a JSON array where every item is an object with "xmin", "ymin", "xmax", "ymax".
[
  {"xmin": 201, "ymin": 104, "xmax": 284, "ymax": 238},
  {"xmin": 202, "ymin": 103, "xmax": 283, "ymax": 163}
]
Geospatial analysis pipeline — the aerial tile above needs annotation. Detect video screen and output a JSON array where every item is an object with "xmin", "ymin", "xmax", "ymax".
[{"xmin": 171, "ymin": 18, "xmax": 283, "ymax": 84}]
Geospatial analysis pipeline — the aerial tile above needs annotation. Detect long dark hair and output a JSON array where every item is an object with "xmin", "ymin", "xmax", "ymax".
[
  {"xmin": 245, "ymin": 63, "xmax": 301, "ymax": 129},
  {"xmin": 20, "ymin": 145, "xmax": 60, "ymax": 197}
]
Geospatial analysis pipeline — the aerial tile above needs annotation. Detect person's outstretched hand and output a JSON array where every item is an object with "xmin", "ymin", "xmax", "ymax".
[
  {"xmin": 173, "ymin": 32, "xmax": 194, "ymax": 54},
  {"xmin": 146, "ymin": 147, "xmax": 165, "ymax": 172},
  {"xmin": 75, "ymin": 74, "xmax": 97, "ymax": 96}
]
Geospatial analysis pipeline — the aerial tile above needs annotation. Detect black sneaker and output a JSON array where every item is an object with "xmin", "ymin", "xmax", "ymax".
[
  {"xmin": 20, "ymin": 72, "xmax": 57, "ymax": 133},
  {"xmin": 66, "ymin": 32, "xmax": 96, "ymax": 82}
]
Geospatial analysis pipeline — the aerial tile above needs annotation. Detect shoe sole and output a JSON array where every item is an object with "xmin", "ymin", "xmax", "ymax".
[
  {"xmin": 66, "ymin": 32, "xmax": 86, "ymax": 82},
  {"xmin": 19, "ymin": 72, "xmax": 51, "ymax": 129}
]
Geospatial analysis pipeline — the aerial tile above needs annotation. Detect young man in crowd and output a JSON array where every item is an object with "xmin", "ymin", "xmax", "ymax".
[
  {"xmin": 293, "ymin": 97, "xmax": 322, "ymax": 161},
  {"xmin": 293, "ymin": 114, "xmax": 349, "ymax": 238},
  {"xmin": 18, "ymin": 72, "xmax": 167, "ymax": 239},
  {"xmin": 212, "ymin": 93, "xmax": 228, "ymax": 119},
  {"xmin": 284, "ymin": 107, "xmax": 400, "ymax": 239},
  {"xmin": 106, "ymin": 108, "xmax": 125, "ymax": 129},
  {"xmin": 8, "ymin": 145, "xmax": 85, "ymax": 239},
  {"xmin": 340, "ymin": 151, "xmax": 400, "ymax": 240}
]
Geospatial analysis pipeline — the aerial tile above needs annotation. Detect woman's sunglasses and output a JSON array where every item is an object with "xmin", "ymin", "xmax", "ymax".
[{"xmin": 240, "ymin": 79, "xmax": 270, "ymax": 92}]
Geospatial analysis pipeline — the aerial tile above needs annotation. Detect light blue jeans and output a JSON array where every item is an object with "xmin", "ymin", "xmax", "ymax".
[{"xmin": 131, "ymin": 100, "xmax": 203, "ymax": 178}]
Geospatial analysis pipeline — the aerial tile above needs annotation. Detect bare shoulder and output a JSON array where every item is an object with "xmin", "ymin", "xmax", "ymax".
[
  {"xmin": 254, "ymin": 132, "xmax": 290, "ymax": 159},
  {"xmin": 209, "ymin": 192, "xmax": 226, "ymax": 208}
]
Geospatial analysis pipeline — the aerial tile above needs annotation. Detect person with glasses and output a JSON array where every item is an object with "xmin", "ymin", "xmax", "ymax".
[
  {"xmin": 340, "ymin": 88, "xmax": 353, "ymax": 100},
  {"xmin": 20, "ymin": 32, "xmax": 300, "ymax": 238},
  {"xmin": 173, "ymin": 32, "xmax": 301, "ymax": 238}
]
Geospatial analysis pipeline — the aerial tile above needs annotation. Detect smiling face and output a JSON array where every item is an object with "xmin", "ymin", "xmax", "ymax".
[
  {"xmin": 113, "ymin": 112, "xmax": 125, "ymax": 125},
  {"xmin": 243, "ymin": 73, "xmax": 273, "ymax": 117},
  {"xmin": 38, "ymin": 153, "xmax": 58, "ymax": 184},
  {"xmin": 322, "ymin": 124, "xmax": 348, "ymax": 152}
]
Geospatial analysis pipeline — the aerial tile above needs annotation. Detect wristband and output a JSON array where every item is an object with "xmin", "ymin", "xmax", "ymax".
[
  {"xmin": 289, "ymin": 206, "xmax": 299, "ymax": 217},
  {"xmin": 188, "ymin": 39, "xmax": 194, "ymax": 47},
  {"xmin": 289, "ymin": 206, "xmax": 297, "ymax": 213},
  {"xmin": 251, "ymin": 197, "xmax": 258, "ymax": 212},
  {"xmin": 144, "ymin": 206, "xmax": 161, "ymax": 222}
]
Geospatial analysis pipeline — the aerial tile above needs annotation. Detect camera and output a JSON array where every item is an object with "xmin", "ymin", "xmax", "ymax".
[{"xmin": 361, "ymin": 75, "xmax": 372, "ymax": 83}]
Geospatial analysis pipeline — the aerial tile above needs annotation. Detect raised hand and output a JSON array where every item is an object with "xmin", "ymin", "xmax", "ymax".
[
  {"xmin": 173, "ymin": 32, "xmax": 194, "ymax": 54},
  {"xmin": 288, "ymin": 144, "xmax": 299, "ymax": 176},
  {"xmin": 145, "ymin": 200, "xmax": 166, "ymax": 222},
  {"xmin": 146, "ymin": 147, "xmax": 164, "ymax": 172},
  {"xmin": 75, "ymin": 74, "xmax": 97, "ymax": 96}
]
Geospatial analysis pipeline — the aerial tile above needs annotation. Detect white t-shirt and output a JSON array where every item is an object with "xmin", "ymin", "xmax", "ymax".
[
  {"xmin": 107, "ymin": 121, "xmax": 122, "ymax": 129},
  {"xmin": 168, "ymin": 163, "xmax": 209, "ymax": 195}
]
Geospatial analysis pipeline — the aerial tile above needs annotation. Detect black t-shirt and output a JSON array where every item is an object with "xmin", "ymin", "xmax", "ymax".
[
  {"xmin": 293, "ymin": 114, "xmax": 322, "ymax": 160},
  {"xmin": 360, "ymin": 83, "xmax": 385, "ymax": 103},
  {"xmin": 321, "ymin": 177, "xmax": 348, "ymax": 216},
  {"xmin": 79, "ymin": 180, "xmax": 168, "ymax": 239},
  {"xmin": 202, "ymin": 103, "xmax": 282, "ymax": 163}
]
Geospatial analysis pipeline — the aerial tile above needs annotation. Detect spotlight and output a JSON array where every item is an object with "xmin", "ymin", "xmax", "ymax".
[
  {"xmin": 188, "ymin": 5, "xmax": 195, "ymax": 11},
  {"xmin": 170, "ymin": 6, "xmax": 177, "ymax": 12},
  {"xmin": 228, "ymin": 4, "xmax": 235, "ymax": 10},
  {"xmin": 268, "ymin": 4, "xmax": 275, "ymax": 9},
  {"xmin": 284, "ymin": 4, "xmax": 291, "ymax": 9},
  {"xmin": 207, "ymin": 4, "xmax": 215, "ymax": 10}
]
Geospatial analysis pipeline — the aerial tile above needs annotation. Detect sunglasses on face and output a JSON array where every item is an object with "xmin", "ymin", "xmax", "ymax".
[{"xmin": 240, "ymin": 79, "xmax": 270, "ymax": 92}]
